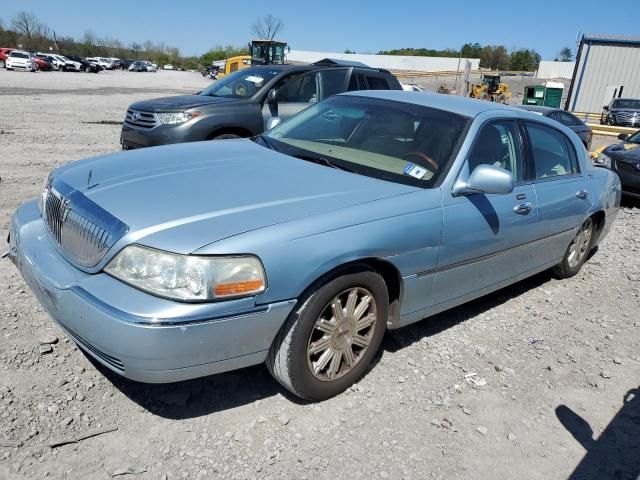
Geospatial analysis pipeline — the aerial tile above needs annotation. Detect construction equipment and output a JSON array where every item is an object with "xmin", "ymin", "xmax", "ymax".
[
  {"xmin": 470, "ymin": 74, "xmax": 511, "ymax": 104},
  {"xmin": 216, "ymin": 55, "xmax": 252, "ymax": 78},
  {"xmin": 249, "ymin": 40, "xmax": 288, "ymax": 66}
]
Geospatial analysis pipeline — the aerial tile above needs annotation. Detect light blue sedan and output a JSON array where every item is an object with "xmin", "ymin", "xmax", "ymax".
[{"xmin": 5, "ymin": 91, "xmax": 621, "ymax": 401}]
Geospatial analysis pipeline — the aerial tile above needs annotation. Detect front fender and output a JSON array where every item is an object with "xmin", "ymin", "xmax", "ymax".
[{"xmin": 195, "ymin": 190, "xmax": 444, "ymax": 306}]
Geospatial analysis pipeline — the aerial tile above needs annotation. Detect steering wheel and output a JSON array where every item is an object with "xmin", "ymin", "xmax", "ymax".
[
  {"xmin": 401, "ymin": 152, "xmax": 438, "ymax": 173},
  {"xmin": 234, "ymin": 80, "xmax": 256, "ymax": 97}
]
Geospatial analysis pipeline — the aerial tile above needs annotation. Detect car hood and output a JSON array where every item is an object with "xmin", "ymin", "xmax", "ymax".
[
  {"xmin": 129, "ymin": 95, "xmax": 238, "ymax": 112},
  {"xmin": 611, "ymin": 108, "xmax": 640, "ymax": 114},
  {"xmin": 53, "ymin": 139, "xmax": 418, "ymax": 257},
  {"xmin": 605, "ymin": 142, "xmax": 640, "ymax": 160}
]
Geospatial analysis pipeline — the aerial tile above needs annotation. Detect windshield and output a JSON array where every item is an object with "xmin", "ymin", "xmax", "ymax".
[
  {"xmin": 264, "ymin": 95, "xmax": 470, "ymax": 188},
  {"xmin": 626, "ymin": 130, "xmax": 640, "ymax": 143},
  {"xmin": 612, "ymin": 99, "xmax": 640, "ymax": 109},
  {"xmin": 200, "ymin": 68, "xmax": 280, "ymax": 98}
]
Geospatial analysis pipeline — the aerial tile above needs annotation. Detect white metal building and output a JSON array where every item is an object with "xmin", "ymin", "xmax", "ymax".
[
  {"xmin": 536, "ymin": 61, "xmax": 575, "ymax": 79},
  {"xmin": 566, "ymin": 34, "xmax": 640, "ymax": 112},
  {"xmin": 287, "ymin": 50, "xmax": 480, "ymax": 72}
]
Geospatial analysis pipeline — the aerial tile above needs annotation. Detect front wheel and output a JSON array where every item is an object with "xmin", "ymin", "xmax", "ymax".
[
  {"xmin": 267, "ymin": 266, "xmax": 388, "ymax": 401},
  {"xmin": 552, "ymin": 217, "xmax": 594, "ymax": 278}
]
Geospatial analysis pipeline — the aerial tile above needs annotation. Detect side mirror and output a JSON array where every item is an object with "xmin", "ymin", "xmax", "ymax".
[
  {"xmin": 617, "ymin": 133, "xmax": 628, "ymax": 141},
  {"xmin": 266, "ymin": 117, "xmax": 281, "ymax": 130},
  {"xmin": 454, "ymin": 164, "xmax": 515, "ymax": 196},
  {"xmin": 602, "ymin": 105, "xmax": 609, "ymax": 111},
  {"xmin": 267, "ymin": 88, "xmax": 278, "ymax": 104}
]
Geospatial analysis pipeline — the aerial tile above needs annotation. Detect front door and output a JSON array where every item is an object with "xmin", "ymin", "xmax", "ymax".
[
  {"xmin": 429, "ymin": 120, "xmax": 539, "ymax": 308},
  {"xmin": 262, "ymin": 68, "xmax": 350, "ymax": 131}
]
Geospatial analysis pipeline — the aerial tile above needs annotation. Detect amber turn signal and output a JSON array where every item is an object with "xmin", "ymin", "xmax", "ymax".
[{"xmin": 214, "ymin": 279, "xmax": 265, "ymax": 298}]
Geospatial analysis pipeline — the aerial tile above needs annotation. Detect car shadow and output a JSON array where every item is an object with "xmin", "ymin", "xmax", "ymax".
[
  {"xmin": 621, "ymin": 195, "xmax": 640, "ymax": 209},
  {"xmin": 87, "ymin": 355, "xmax": 305, "ymax": 420},
  {"xmin": 94, "ymin": 270, "xmax": 555, "ymax": 418},
  {"xmin": 556, "ymin": 386, "xmax": 640, "ymax": 480}
]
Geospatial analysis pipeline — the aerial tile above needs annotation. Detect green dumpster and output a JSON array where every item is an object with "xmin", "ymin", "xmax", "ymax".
[
  {"xmin": 523, "ymin": 85, "xmax": 545, "ymax": 106},
  {"xmin": 542, "ymin": 82, "xmax": 564, "ymax": 108}
]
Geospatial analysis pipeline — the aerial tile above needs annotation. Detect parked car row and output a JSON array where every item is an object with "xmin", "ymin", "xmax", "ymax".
[
  {"xmin": 1, "ymin": 49, "xmax": 104, "ymax": 73},
  {"xmin": 1, "ymin": 48, "xmax": 162, "ymax": 73}
]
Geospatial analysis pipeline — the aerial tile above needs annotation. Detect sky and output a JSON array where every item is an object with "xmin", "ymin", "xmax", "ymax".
[{"xmin": 2, "ymin": 0, "xmax": 639, "ymax": 60}]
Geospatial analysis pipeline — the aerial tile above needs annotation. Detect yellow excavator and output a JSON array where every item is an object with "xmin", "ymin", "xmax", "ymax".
[{"xmin": 470, "ymin": 75, "xmax": 511, "ymax": 104}]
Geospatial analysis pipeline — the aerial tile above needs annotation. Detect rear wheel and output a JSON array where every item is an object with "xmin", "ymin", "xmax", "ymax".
[
  {"xmin": 267, "ymin": 266, "xmax": 388, "ymax": 401},
  {"xmin": 552, "ymin": 217, "xmax": 594, "ymax": 278}
]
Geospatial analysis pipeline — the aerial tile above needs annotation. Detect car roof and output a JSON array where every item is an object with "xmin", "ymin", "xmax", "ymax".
[
  {"xmin": 516, "ymin": 105, "xmax": 557, "ymax": 115},
  {"xmin": 341, "ymin": 90, "xmax": 521, "ymax": 118}
]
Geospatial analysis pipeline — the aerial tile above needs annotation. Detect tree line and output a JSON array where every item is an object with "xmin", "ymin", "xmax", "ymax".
[{"xmin": 378, "ymin": 42, "xmax": 546, "ymax": 71}]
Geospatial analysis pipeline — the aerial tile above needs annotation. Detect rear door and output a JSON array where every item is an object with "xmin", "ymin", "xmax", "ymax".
[{"xmin": 523, "ymin": 120, "xmax": 592, "ymax": 264}]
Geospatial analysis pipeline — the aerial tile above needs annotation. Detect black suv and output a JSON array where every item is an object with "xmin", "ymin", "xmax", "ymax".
[
  {"xmin": 120, "ymin": 61, "xmax": 402, "ymax": 149},
  {"xmin": 601, "ymin": 98, "xmax": 640, "ymax": 127}
]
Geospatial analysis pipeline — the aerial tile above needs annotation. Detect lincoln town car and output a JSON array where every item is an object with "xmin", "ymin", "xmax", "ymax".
[{"xmin": 5, "ymin": 91, "xmax": 621, "ymax": 401}]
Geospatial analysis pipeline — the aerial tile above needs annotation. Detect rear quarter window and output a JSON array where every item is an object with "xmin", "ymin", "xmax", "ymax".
[{"xmin": 365, "ymin": 76, "xmax": 390, "ymax": 90}]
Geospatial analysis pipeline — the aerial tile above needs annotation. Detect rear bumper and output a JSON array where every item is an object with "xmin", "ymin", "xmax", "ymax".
[{"xmin": 8, "ymin": 200, "xmax": 296, "ymax": 383}]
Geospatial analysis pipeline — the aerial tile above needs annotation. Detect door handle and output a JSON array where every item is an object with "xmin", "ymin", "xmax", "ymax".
[
  {"xmin": 576, "ymin": 190, "xmax": 589, "ymax": 199},
  {"xmin": 513, "ymin": 202, "xmax": 533, "ymax": 215}
]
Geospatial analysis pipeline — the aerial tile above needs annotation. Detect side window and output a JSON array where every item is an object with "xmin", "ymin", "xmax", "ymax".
[
  {"xmin": 467, "ymin": 121, "xmax": 524, "ymax": 181},
  {"xmin": 277, "ymin": 72, "xmax": 318, "ymax": 103},
  {"xmin": 558, "ymin": 111, "xmax": 584, "ymax": 127},
  {"xmin": 365, "ymin": 76, "xmax": 390, "ymax": 90},
  {"xmin": 318, "ymin": 69, "xmax": 350, "ymax": 99},
  {"xmin": 229, "ymin": 62, "xmax": 238, "ymax": 73},
  {"xmin": 525, "ymin": 122, "xmax": 577, "ymax": 179}
]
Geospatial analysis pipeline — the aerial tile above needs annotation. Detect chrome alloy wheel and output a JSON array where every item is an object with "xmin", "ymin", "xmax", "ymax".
[
  {"xmin": 306, "ymin": 287, "xmax": 378, "ymax": 381},
  {"xmin": 567, "ymin": 218, "xmax": 593, "ymax": 268}
]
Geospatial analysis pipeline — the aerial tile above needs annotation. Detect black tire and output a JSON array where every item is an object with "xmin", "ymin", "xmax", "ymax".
[
  {"xmin": 212, "ymin": 133, "xmax": 241, "ymax": 140},
  {"xmin": 267, "ymin": 266, "xmax": 389, "ymax": 401},
  {"xmin": 607, "ymin": 117, "xmax": 615, "ymax": 126},
  {"xmin": 552, "ymin": 217, "xmax": 595, "ymax": 279}
]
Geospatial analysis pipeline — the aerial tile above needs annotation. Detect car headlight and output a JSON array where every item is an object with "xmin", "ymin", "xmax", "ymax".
[
  {"xmin": 594, "ymin": 153, "xmax": 612, "ymax": 169},
  {"xmin": 156, "ymin": 111, "xmax": 202, "ymax": 125},
  {"xmin": 104, "ymin": 245, "xmax": 266, "ymax": 302}
]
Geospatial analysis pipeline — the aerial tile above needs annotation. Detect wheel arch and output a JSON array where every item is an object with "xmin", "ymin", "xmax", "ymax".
[
  {"xmin": 206, "ymin": 126, "xmax": 254, "ymax": 140},
  {"xmin": 295, "ymin": 257, "xmax": 404, "ymax": 327}
]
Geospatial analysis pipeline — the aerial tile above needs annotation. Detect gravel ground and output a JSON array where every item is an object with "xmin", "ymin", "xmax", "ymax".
[{"xmin": 1, "ymin": 69, "xmax": 639, "ymax": 480}]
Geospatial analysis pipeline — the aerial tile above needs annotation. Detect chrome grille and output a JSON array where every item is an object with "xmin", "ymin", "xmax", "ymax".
[
  {"xmin": 615, "ymin": 112, "xmax": 640, "ymax": 125},
  {"xmin": 42, "ymin": 178, "xmax": 128, "ymax": 268},
  {"xmin": 123, "ymin": 109, "xmax": 160, "ymax": 130}
]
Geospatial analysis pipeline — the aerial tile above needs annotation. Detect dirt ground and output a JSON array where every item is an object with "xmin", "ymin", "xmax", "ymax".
[{"xmin": 0, "ymin": 69, "xmax": 639, "ymax": 480}]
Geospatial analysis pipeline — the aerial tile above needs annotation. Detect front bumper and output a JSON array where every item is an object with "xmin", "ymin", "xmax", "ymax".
[
  {"xmin": 7, "ymin": 200, "xmax": 295, "ymax": 383},
  {"xmin": 613, "ymin": 160, "xmax": 640, "ymax": 198},
  {"xmin": 120, "ymin": 123, "xmax": 194, "ymax": 149}
]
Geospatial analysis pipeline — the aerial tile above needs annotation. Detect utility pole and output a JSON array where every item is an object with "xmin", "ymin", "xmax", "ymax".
[{"xmin": 454, "ymin": 45, "xmax": 463, "ymax": 92}]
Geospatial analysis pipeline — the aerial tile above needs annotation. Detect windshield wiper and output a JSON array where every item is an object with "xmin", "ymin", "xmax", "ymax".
[
  {"xmin": 256, "ymin": 134, "xmax": 279, "ymax": 151},
  {"xmin": 293, "ymin": 153, "xmax": 355, "ymax": 173}
]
